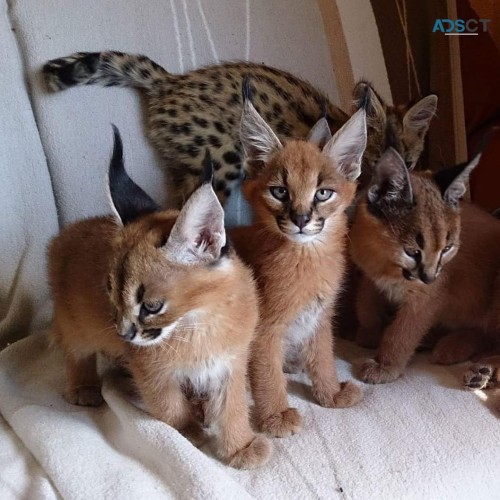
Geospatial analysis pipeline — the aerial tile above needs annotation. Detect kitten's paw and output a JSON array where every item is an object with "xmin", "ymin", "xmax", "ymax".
[
  {"xmin": 316, "ymin": 381, "xmax": 363, "ymax": 408},
  {"xmin": 431, "ymin": 336, "xmax": 475, "ymax": 365},
  {"xmin": 358, "ymin": 359, "xmax": 401, "ymax": 384},
  {"xmin": 180, "ymin": 424, "xmax": 207, "ymax": 448},
  {"xmin": 228, "ymin": 435, "xmax": 272, "ymax": 469},
  {"xmin": 260, "ymin": 408, "xmax": 302, "ymax": 438},
  {"xmin": 463, "ymin": 364, "xmax": 495, "ymax": 390},
  {"xmin": 64, "ymin": 386, "xmax": 103, "ymax": 406}
]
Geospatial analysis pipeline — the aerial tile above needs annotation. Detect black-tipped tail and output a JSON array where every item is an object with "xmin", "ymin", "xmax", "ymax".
[{"xmin": 108, "ymin": 125, "xmax": 160, "ymax": 225}]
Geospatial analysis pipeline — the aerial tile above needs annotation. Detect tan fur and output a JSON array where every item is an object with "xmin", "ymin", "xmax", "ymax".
[
  {"xmin": 351, "ymin": 167, "xmax": 500, "ymax": 384},
  {"xmin": 230, "ymin": 140, "xmax": 362, "ymax": 437},
  {"xmin": 49, "ymin": 209, "xmax": 272, "ymax": 468}
]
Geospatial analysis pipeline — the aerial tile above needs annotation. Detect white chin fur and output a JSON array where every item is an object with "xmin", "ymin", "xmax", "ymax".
[
  {"xmin": 130, "ymin": 320, "xmax": 179, "ymax": 347},
  {"xmin": 288, "ymin": 232, "xmax": 318, "ymax": 243}
]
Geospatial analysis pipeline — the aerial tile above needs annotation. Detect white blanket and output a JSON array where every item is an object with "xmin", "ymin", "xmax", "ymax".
[{"xmin": 1, "ymin": 331, "xmax": 499, "ymax": 499}]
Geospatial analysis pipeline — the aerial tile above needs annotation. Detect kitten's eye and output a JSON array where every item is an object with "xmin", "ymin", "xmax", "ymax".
[
  {"xmin": 270, "ymin": 186, "xmax": 289, "ymax": 201},
  {"xmin": 442, "ymin": 245, "xmax": 453, "ymax": 254},
  {"xmin": 405, "ymin": 248, "xmax": 421, "ymax": 260},
  {"xmin": 405, "ymin": 160, "xmax": 413, "ymax": 169},
  {"xmin": 315, "ymin": 189, "xmax": 334, "ymax": 202},
  {"xmin": 142, "ymin": 301, "xmax": 164, "ymax": 315}
]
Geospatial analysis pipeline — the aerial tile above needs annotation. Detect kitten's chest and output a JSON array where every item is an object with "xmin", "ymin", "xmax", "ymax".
[
  {"xmin": 259, "ymin": 244, "xmax": 343, "ymax": 305},
  {"xmin": 284, "ymin": 299, "xmax": 326, "ymax": 349},
  {"xmin": 175, "ymin": 355, "xmax": 233, "ymax": 397}
]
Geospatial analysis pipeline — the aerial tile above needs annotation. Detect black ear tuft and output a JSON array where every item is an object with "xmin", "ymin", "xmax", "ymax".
[
  {"xmin": 432, "ymin": 154, "xmax": 479, "ymax": 208},
  {"xmin": 320, "ymin": 97, "xmax": 328, "ymax": 119},
  {"xmin": 242, "ymin": 75, "xmax": 253, "ymax": 103},
  {"xmin": 201, "ymin": 148, "xmax": 215, "ymax": 187},
  {"xmin": 108, "ymin": 125, "xmax": 160, "ymax": 225},
  {"xmin": 433, "ymin": 162, "xmax": 468, "ymax": 196}
]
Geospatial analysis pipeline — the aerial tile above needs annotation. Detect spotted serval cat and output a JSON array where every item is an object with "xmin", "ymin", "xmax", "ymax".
[{"xmin": 43, "ymin": 51, "xmax": 437, "ymax": 205}]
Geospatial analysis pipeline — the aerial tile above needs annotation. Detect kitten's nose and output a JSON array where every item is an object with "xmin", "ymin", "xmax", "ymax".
[
  {"xmin": 292, "ymin": 213, "xmax": 311, "ymax": 229},
  {"xmin": 418, "ymin": 270, "xmax": 436, "ymax": 284},
  {"xmin": 122, "ymin": 323, "xmax": 137, "ymax": 340}
]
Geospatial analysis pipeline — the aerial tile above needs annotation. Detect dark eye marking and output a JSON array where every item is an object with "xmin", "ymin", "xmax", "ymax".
[
  {"xmin": 136, "ymin": 284, "xmax": 145, "ymax": 303},
  {"xmin": 317, "ymin": 173, "xmax": 324, "ymax": 187},
  {"xmin": 106, "ymin": 276, "xmax": 112, "ymax": 293},
  {"xmin": 143, "ymin": 328, "xmax": 162, "ymax": 340},
  {"xmin": 416, "ymin": 233, "xmax": 425, "ymax": 249}
]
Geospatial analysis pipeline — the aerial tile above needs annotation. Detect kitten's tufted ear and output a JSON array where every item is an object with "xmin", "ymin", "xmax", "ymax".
[
  {"xmin": 107, "ymin": 125, "xmax": 160, "ymax": 225},
  {"xmin": 368, "ymin": 147, "xmax": 413, "ymax": 207},
  {"xmin": 433, "ymin": 154, "xmax": 480, "ymax": 208},
  {"xmin": 240, "ymin": 78, "xmax": 282, "ymax": 175},
  {"xmin": 307, "ymin": 118, "xmax": 332, "ymax": 148},
  {"xmin": 163, "ymin": 168, "xmax": 226, "ymax": 265},
  {"xmin": 403, "ymin": 95, "xmax": 438, "ymax": 138},
  {"xmin": 322, "ymin": 108, "xmax": 367, "ymax": 181},
  {"xmin": 353, "ymin": 81, "xmax": 386, "ymax": 127}
]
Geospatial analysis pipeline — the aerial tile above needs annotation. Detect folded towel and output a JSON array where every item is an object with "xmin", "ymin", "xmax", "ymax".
[{"xmin": 1, "ymin": 331, "xmax": 499, "ymax": 499}]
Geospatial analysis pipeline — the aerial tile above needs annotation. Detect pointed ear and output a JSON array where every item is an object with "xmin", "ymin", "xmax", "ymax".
[
  {"xmin": 353, "ymin": 81, "xmax": 386, "ymax": 127},
  {"xmin": 433, "ymin": 154, "xmax": 480, "ymax": 208},
  {"xmin": 307, "ymin": 118, "xmax": 332, "ymax": 148},
  {"xmin": 107, "ymin": 125, "xmax": 160, "ymax": 225},
  {"xmin": 240, "ymin": 97, "xmax": 282, "ymax": 175},
  {"xmin": 163, "ymin": 181, "xmax": 226, "ymax": 265},
  {"xmin": 403, "ymin": 95, "xmax": 438, "ymax": 138},
  {"xmin": 368, "ymin": 148, "xmax": 413, "ymax": 206},
  {"xmin": 322, "ymin": 108, "xmax": 367, "ymax": 181}
]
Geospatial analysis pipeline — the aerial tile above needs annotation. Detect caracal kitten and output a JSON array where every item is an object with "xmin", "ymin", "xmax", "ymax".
[
  {"xmin": 230, "ymin": 95, "xmax": 366, "ymax": 437},
  {"xmin": 48, "ymin": 128, "xmax": 271, "ymax": 468},
  {"xmin": 350, "ymin": 147, "xmax": 500, "ymax": 385}
]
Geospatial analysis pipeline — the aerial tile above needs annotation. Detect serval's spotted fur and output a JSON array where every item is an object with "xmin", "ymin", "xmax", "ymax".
[{"xmin": 43, "ymin": 51, "xmax": 437, "ymax": 205}]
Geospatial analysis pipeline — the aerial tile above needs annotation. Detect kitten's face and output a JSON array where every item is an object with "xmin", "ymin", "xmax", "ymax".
[
  {"xmin": 239, "ymin": 99, "xmax": 367, "ymax": 243},
  {"xmin": 353, "ymin": 82, "xmax": 438, "ymax": 189},
  {"xmin": 107, "ymin": 216, "xmax": 181, "ymax": 347},
  {"xmin": 244, "ymin": 141, "xmax": 355, "ymax": 243},
  {"xmin": 107, "ymin": 213, "xmax": 229, "ymax": 346},
  {"xmin": 350, "ymin": 148, "xmax": 478, "ymax": 289},
  {"xmin": 106, "ymin": 128, "xmax": 227, "ymax": 346},
  {"xmin": 353, "ymin": 177, "xmax": 461, "ymax": 286}
]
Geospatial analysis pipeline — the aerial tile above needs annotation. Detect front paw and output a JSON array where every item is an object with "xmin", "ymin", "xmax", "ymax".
[
  {"xmin": 180, "ymin": 423, "xmax": 208, "ymax": 448},
  {"xmin": 64, "ymin": 386, "xmax": 103, "ymax": 406},
  {"xmin": 260, "ymin": 408, "xmax": 302, "ymax": 438},
  {"xmin": 463, "ymin": 364, "xmax": 496, "ymax": 390},
  {"xmin": 315, "ymin": 381, "xmax": 363, "ymax": 408},
  {"xmin": 358, "ymin": 359, "xmax": 402, "ymax": 384},
  {"xmin": 227, "ymin": 435, "xmax": 272, "ymax": 469}
]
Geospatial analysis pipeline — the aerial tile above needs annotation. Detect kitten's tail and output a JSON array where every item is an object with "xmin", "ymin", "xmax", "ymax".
[{"xmin": 42, "ymin": 51, "xmax": 170, "ymax": 92}]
